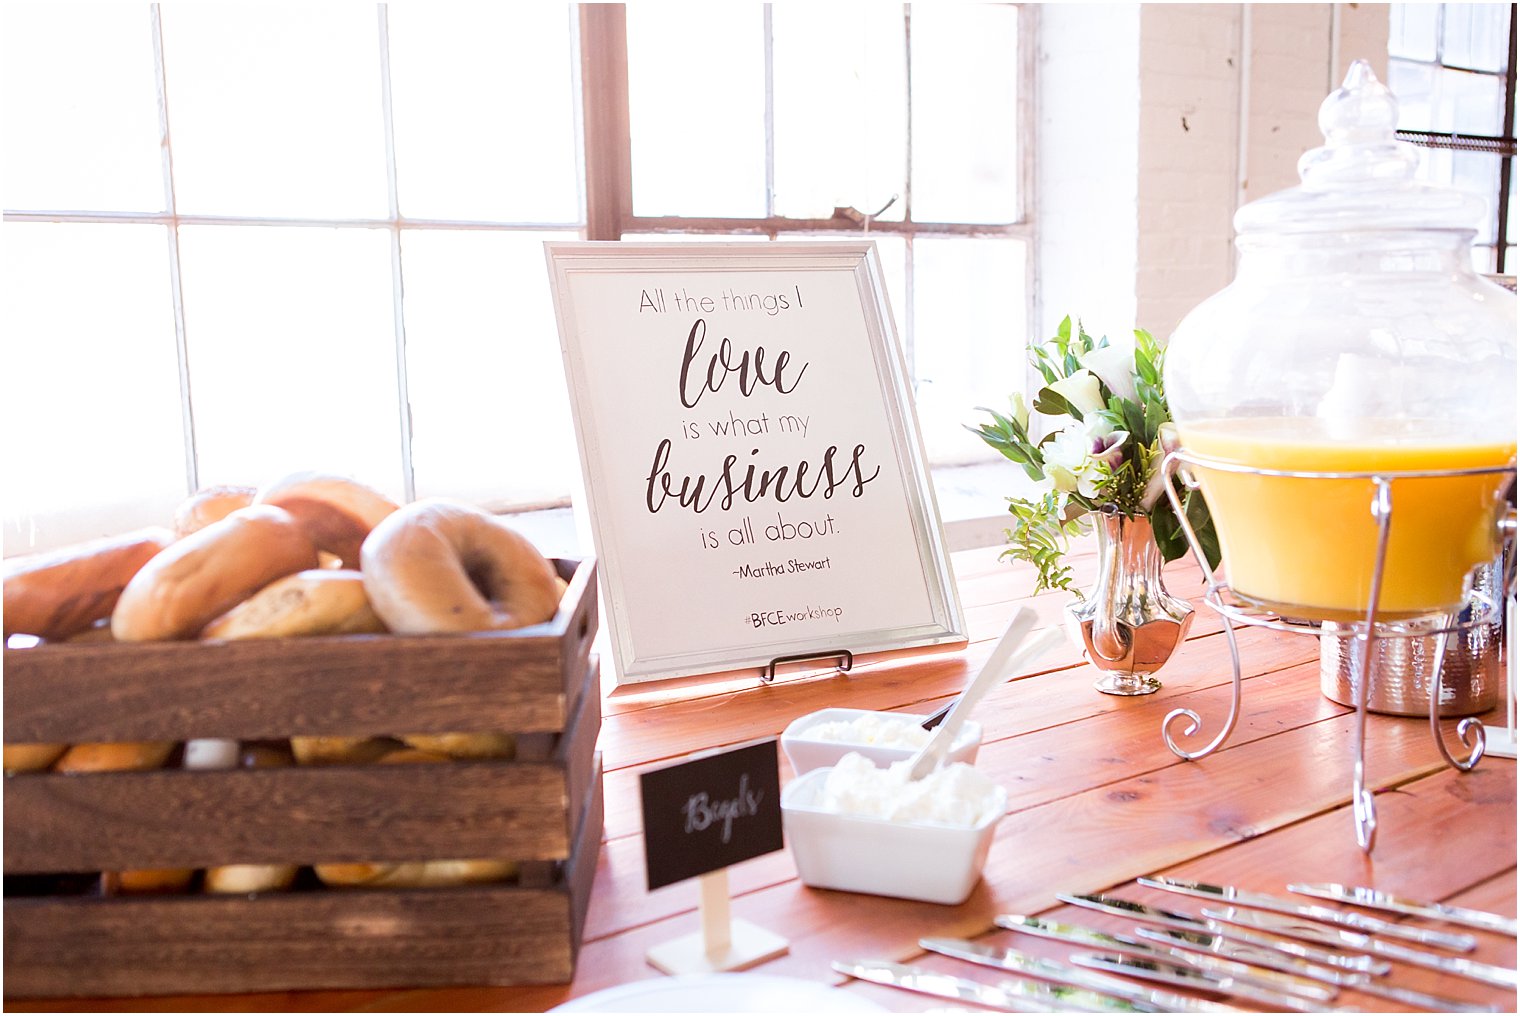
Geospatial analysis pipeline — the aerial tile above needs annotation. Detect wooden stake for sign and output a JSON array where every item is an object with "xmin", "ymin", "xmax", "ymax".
[{"xmin": 645, "ymin": 869, "xmax": 788, "ymax": 975}]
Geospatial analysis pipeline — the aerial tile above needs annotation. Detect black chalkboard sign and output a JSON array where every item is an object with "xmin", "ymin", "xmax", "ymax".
[{"xmin": 639, "ymin": 739, "xmax": 784, "ymax": 891}]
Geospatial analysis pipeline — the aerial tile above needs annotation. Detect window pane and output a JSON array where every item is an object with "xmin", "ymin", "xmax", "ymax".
[
  {"xmin": 1389, "ymin": 3, "xmax": 1439, "ymax": 61},
  {"xmin": 911, "ymin": 237, "xmax": 1027, "ymax": 464},
  {"xmin": 1441, "ymin": 66, "xmax": 1504, "ymax": 134},
  {"xmin": 2, "ymin": 224, "xmax": 187, "ymax": 552},
  {"xmin": 3, "ymin": 4, "xmax": 164, "ymax": 213},
  {"xmin": 176, "ymin": 226, "xmax": 404, "ymax": 496},
  {"xmin": 160, "ymin": 4, "xmax": 388, "ymax": 218},
  {"xmin": 399, "ymin": 229, "xmax": 580, "ymax": 506},
  {"xmin": 387, "ymin": 6, "xmax": 581, "ymax": 224},
  {"xmin": 1388, "ymin": 58, "xmax": 1436, "ymax": 129},
  {"xmin": 772, "ymin": 6, "xmax": 907, "ymax": 222},
  {"xmin": 627, "ymin": 4, "xmax": 766, "ymax": 217},
  {"xmin": 910, "ymin": 4, "xmax": 1021, "ymax": 224},
  {"xmin": 1441, "ymin": 2, "xmax": 1509, "ymax": 72},
  {"xmin": 1451, "ymin": 149, "xmax": 1500, "ymax": 244}
]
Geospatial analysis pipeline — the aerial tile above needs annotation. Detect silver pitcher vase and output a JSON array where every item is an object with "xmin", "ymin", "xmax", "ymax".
[{"xmin": 1067, "ymin": 507, "xmax": 1195, "ymax": 695}]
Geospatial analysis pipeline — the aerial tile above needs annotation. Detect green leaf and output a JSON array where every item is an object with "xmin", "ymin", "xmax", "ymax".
[{"xmin": 1033, "ymin": 387, "xmax": 1081, "ymax": 421}]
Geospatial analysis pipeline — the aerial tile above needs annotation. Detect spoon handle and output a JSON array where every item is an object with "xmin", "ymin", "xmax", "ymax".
[{"xmin": 906, "ymin": 608, "xmax": 1055, "ymax": 780}]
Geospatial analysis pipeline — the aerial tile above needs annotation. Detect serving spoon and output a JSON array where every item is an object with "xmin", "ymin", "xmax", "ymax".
[{"xmin": 904, "ymin": 606, "xmax": 1064, "ymax": 781}]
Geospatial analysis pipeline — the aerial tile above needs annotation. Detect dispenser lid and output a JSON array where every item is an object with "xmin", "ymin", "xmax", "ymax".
[{"xmin": 1234, "ymin": 60, "xmax": 1487, "ymax": 236}]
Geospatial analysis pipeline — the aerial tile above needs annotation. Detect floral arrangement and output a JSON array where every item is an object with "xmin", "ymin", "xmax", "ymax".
[{"xmin": 969, "ymin": 316, "xmax": 1219, "ymax": 594}]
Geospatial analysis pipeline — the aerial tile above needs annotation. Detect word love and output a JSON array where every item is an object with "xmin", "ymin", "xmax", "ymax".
[
  {"xmin": 679, "ymin": 319, "xmax": 808, "ymax": 409},
  {"xmin": 681, "ymin": 774, "xmax": 764, "ymax": 845}
]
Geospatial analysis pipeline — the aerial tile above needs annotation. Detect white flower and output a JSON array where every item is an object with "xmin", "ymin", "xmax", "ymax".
[
  {"xmin": 1046, "ymin": 369, "xmax": 1107, "ymax": 417},
  {"xmin": 1043, "ymin": 423, "xmax": 1107, "ymax": 499},
  {"xmin": 1080, "ymin": 342, "xmax": 1138, "ymax": 404},
  {"xmin": 1008, "ymin": 391, "xmax": 1030, "ymax": 430}
]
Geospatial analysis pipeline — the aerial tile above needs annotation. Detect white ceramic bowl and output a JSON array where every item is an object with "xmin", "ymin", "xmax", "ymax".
[
  {"xmin": 780, "ymin": 766, "xmax": 1006, "ymax": 906},
  {"xmin": 779, "ymin": 707, "xmax": 981, "ymax": 776}
]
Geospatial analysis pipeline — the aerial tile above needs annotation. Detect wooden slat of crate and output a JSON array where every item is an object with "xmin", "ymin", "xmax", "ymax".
[
  {"xmin": 4, "ymin": 656, "xmax": 602, "ymax": 874},
  {"xmin": 3, "ymin": 755, "xmax": 604, "ymax": 997},
  {"xmin": 3, "ymin": 559, "xmax": 598, "ymax": 742}
]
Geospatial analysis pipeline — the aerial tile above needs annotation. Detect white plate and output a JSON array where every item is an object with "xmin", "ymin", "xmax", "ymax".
[{"xmin": 549, "ymin": 973, "xmax": 886, "ymax": 1012}]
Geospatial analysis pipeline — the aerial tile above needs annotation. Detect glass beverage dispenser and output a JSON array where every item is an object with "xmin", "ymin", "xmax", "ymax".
[
  {"xmin": 1161, "ymin": 62, "xmax": 1515, "ymax": 851},
  {"xmin": 1165, "ymin": 61, "xmax": 1516, "ymax": 624}
]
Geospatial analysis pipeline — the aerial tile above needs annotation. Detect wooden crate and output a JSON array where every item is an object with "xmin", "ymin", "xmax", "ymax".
[{"xmin": 3, "ymin": 559, "xmax": 604, "ymax": 997}]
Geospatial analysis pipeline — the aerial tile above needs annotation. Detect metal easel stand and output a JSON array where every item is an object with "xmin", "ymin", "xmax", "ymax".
[{"xmin": 1158, "ymin": 450, "xmax": 1516, "ymax": 853}]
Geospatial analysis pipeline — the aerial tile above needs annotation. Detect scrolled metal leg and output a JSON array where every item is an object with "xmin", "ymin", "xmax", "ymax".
[
  {"xmin": 1428, "ymin": 615, "xmax": 1486, "ymax": 771},
  {"xmin": 1164, "ymin": 612, "xmax": 1243, "ymax": 760},
  {"xmin": 1158, "ymin": 453, "xmax": 1241, "ymax": 761},
  {"xmin": 1350, "ymin": 477, "xmax": 1395, "ymax": 853}
]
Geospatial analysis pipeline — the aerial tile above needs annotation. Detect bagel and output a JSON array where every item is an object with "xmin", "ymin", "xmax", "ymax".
[
  {"xmin": 53, "ymin": 741, "xmax": 175, "ymax": 773},
  {"xmin": 289, "ymin": 735, "xmax": 399, "ymax": 766},
  {"xmin": 256, "ymin": 472, "xmax": 399, "ymax": 568},
  {"xmin": 399, "ymin": 732, "xmax": 516, "ymax": 760},
  {"xmin": 360, "ymin": 500, "xmax": 561, "ymax": 634},
  {"xmin": 200, "ymin": 569, "xmax": 386, "ymax": 640},
  {"xmin": 111, "ymin": 505, "xmax": 318, "ymax": 642},
  {"xmin": 314, "ymin": 746, "xmax": 516, "ymax": 889},
  {"xmin": 3, "ymin": 527, "xmax": 175, "ymax": 641},
  {"xmin": 172, "ymin": 485, "xmax": 256, "ymax": 538},
  {"xmin": 3, "ymin": 743, "xmax": 68, "ymax": 773},
  {"xmin": 113, "ymin": 868, "xmax": 196, "ymax": 894}
]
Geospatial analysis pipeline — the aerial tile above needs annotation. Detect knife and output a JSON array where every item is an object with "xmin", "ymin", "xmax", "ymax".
[
  {"xmin": 995, "ymin": 914, "xmax": 1335, "ymax": 1001},
  {"xmin": 1202, "ymin": 907, "xmax": 1520, "ymax": 989},
  {"xmin": 1140, "ymin": 875, "xmax": 1477, "ymax": 952},
  {"xmin": 832, "ymin": 959, "xmax": 1076, "ymax": 1012},
  {"xmin": 1138, "ymin": 926, "xmax": 1503, "ymax": 1013},
  {"xmin": 1056, "ymin": 891, "xmax": 1213, "ymax": 932},
  {"xmin": 1290, "ymin": 882, "xmax": 1520, "ymax": 938},
  {"xmin": 1069, "ymin": 952, "xmax": 1347, "ymax": 1013},
  {"xmin": 1059, "ymin": 892, "xmax": 1394, "ymax": 974},
  {"xmin": 918, "ymin": 937, "xmax": 1240, "ymax": 1013}
]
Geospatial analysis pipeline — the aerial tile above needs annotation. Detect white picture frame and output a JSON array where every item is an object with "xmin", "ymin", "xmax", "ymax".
[{"xmin": 546, "ymin": 240, "xmax": 965, "ymax": 684}]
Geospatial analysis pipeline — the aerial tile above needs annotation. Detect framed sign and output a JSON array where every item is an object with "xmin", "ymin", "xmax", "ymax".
[{"xmin": 546, "ymin": 240, "xmax": 965, "ymax": 684}]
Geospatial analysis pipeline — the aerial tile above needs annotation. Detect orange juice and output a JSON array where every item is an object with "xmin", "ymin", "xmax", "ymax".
[{"xmin": 1179, "ymin": 418, "xmax": 1514, "ymax": 620}]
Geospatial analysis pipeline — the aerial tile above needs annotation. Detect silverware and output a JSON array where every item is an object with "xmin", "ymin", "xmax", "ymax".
[
  {"xmin": 832, "ymin": 959, "xmax": 1068, "ymax": 1012},
  {"xmin": 918, "ymin": 937, "xmax": 1239, "ymax": 1013},
  {"xmin": 1139, "ymin": 926, "xmax": 1502, "ymax": 1012},
  {"xmin": 995, "ymin": 914, "xmax": 1334, "ymax": 1001},
  {"xmin": 1139, "ymin": 875, "xmax": 1477, "ymax": 952},
  {"xmin": 1290, "ymin": 882, "xmax": 1520, "ymax": 938},
  {"xmin": 1202, "ymin": 907, "xmax": 1520, "ymax": 990},
  {"xmin": 1069, "ymin": 952, "xmax": 1351, "ymax": 1013},
  {"xmin": 1059, "ymin": 891, "xmax": 1390, "ymax": 972},
  {"xmin": 1056, "ymin": 891, "xmax": 1212, "ymax": 932}
]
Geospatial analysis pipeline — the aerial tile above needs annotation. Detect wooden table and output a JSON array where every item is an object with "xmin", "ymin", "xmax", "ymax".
[{"xmin": 11, "ymin": 541, "xmax": 1516, "ymax": 1012}]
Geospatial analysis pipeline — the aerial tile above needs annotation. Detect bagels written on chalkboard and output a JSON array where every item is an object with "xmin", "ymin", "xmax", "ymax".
[{"xmin": 639, "ymin": 739, "xmax": 784, "ymax": 891}]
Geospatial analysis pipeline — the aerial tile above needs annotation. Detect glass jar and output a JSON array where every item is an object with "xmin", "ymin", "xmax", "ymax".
[{"xmin": 1165, "ymin": 61, "xmax": 1516, "ymax": 621}]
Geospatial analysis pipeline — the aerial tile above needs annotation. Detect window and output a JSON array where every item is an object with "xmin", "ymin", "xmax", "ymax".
[
  {"xmin": 2, "ymin": 3, "xmax": 1033, "ymax": 554},
  {"xmin": 1386, "ymin": 2, "xmax": 1517, "ymax": 273}
]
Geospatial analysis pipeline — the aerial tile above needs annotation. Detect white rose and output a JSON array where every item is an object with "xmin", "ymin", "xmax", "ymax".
[
  {"xmin": 1046, "ymin": 370, "xmax": 1106, "ymax": 418},
  {"xmin": 1080, "ymin": 342, "xmax": 1138, "ymax": 404}
]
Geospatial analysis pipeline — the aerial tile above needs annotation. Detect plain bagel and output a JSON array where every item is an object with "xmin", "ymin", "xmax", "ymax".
[
  {"xmin": 256, "ymin": 472, "xmax": 399, "ymax": 568},
  {"xmin": 111, "ymin": 505, "xmax": 318, "ymax": 641},
  {"xmin": 200, "ymin": 569, "xmax": 386, "ymax": 640},
  {"xmin": 172, "ymin": 485, "xmax": 256, "ymax": 539},
  {"xmin": 3, "ymin": 527, "xmax": 176, "ymax": 641},
  {"xmin": 360, "ymin": 499, "xmax": 560, "ymax": 635}
]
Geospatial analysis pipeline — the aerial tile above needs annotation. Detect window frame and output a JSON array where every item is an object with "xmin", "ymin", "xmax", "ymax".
[{"xmin": 577, "ymin": 3, "xmax": 1039, "ymax": 388}]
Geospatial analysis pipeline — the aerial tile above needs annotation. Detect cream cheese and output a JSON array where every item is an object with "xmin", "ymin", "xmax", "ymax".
[
  {"xmin": 817, "ymin": 751, "xmax": 1002, "ymax": 827},
  {"xmin": 801, "ymin": 713, "xmax": 933, "ymax": 750}
]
